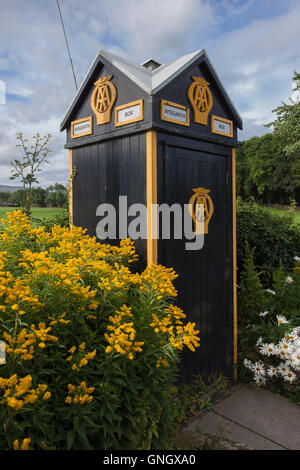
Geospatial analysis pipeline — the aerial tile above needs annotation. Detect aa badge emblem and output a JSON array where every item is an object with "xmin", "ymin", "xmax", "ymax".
[
  {"xmin": 187, "ymin": 77, "xmax": 213, "ymax": 125},
  {"xmin": 188, "ymin": 187, "xmax": 214, "ymax": 234},
  {"xmin": 91, "ymin": 75, "xmax": 117, "ymax": 125}
]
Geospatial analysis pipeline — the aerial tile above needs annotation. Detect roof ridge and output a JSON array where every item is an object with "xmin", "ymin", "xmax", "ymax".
[{"xmin": 60, "ymin": 48, "xmax": 243, "ymax": 131}]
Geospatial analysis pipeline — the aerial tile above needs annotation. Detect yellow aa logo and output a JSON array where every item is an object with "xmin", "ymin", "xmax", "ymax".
[
  {"xmin": 188, "ymin": 187, "xmax": 214, "ymax": 234},
  {"xmin": 91, "ymin": 75, "xmax": 117, "ymax": 125},
  {"xmin": 187, "ymin": 77, "xmax": 213, "ymax": 125}
]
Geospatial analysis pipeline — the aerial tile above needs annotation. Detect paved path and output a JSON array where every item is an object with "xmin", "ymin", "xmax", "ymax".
[{"xmin": 182, "ymin": 383, "xmax": 300, "ymax": 450}]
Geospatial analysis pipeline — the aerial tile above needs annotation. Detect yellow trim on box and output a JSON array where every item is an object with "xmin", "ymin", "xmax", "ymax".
[
  {"xmin": 71, "ymin": 116, "xmax": 93, "ymax": 139},
  {"xmin": 211, "ymin": 115, "xmax": 233, "ymax": 138},
  {"xmin": 146, "ymin": 130, "xmax": 158, "ymax": 265},
  {"xmin": 69, "ymin": 149, "xmax": 73, "ymax": 227},
  {"xmin": 115, "ymin": 99, "xmax": 144, "ymax": 127},
  {"xmin": 232, "ymin": 148, "xmax": 238, "ymax": 382},
  {"xmin": 160, "ymin": 99, "xmax": 190, "ymax": 127}
]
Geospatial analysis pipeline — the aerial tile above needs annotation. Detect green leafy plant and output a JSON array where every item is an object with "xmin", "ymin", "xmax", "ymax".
[
  {"xmin": 237, "ymin": 198, "xmax": 300, "ymax": 284},
  {"xmin": 10, "ymin": 133, "xmax": 52, "ymax": 216},
  {"xmin": 238, "ymin": 249, "xmax": 300, "ymax": 400},
  {"xmin": 0, "ymin": 210, "xmax": 200, "ymax": 450}
]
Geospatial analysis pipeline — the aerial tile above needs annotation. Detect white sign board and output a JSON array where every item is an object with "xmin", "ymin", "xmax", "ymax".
[
  {"xmin": 115, "ymin": 100, "xmax": 144, "ymax": 127},
  {"xmin": 212, "ymin": 116, "xmax": 233, "ymax": 137},
  {"xmin": 73, "ymin": 120, "xmax": 91, "ymax": 136},
  {"xmin": 117, "ymin": 104, "xmax": 141, "ymax": 124},
  {"xmin": 71, "ymin": 116, "xmax": 92, "ymax": 139},
  {"xmin": 163, "ymin": 104, "xmax": 187, "ymax": 123},
  {"xmin": 161, "ymin": 99, "xmax": 189, "ymax": 126}
]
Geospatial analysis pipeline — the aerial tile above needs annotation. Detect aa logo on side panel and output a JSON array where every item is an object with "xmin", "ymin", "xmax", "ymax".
[
  {"xmin": 91, "ymin": 75, "xmax": 117, "ymax": 125},
  {"xmin": 187, "ymin": 77, "xmax": 213, "ymax": 125},
  {"xmin": 188, "ymin": 187, "xmax": 214, "ymax": 234}
]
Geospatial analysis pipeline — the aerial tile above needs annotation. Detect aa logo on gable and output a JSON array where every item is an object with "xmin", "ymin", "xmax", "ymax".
[
  {"xmin": 188, "ymin": 187, "xmax": 214, "ymax": 234},
  {"xmin": 187, "ymin": 77, "xmax": 213, "ymax": 125},
  {"xmin": 91, "ymin": 75, "xmax": 117, "ymax": 125}
]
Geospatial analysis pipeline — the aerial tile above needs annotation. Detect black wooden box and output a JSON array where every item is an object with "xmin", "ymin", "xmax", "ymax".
[{"xmin": 61, "ymin": 49, "xmax": 242, "ymax": 382}]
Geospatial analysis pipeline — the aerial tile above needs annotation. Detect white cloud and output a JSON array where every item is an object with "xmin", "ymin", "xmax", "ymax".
[
  {"xmin": 0, "ymin": 0, "xmax": 300, "ymax": 185},
  {"xmin": 207, "ymin": 3, "xmax": 300, "ymax": 139}
]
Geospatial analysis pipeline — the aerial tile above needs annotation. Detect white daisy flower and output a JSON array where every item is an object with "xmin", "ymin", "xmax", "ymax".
[
  {"xmin": 283, "ymin": 370, "xmax": 296, "ymax": 383},
  {"xmin": 293, "ymin": 256, "xmax": 300, "ymax": 261},
  {"xmin": 278, "ymin": 339, "xmax": 293, "ymax": 355},
  {"xmin": 259, "ymin": 343, "xmax": 276, "ymax": 356},
  {"xmin": 294, "ymin": 350, "xmax": 300, "ymax": 362},
  {"xmin": 276, "ymin": 315, "xmax": 289, "ymax": 326},
  {"xmin": 256, "ymin": 337, "xmax": 263, "ymax": 346},
  {"xmin": 267, "ymin": 366, "xmax": 278, "ymax": 378},
  {"xmin": 254, "ymin": 374, "xmax": 266, "ymax": 386},
  {"xmin": 259, "ymin": 311, "xmax": 269, "ymax": 317},
  {"xmin": 277, "ymin": 362, "xmax": 291, "ymax": 377},
  {"xmin": 286, "ymin": 356, "xmax": 300, "ymax": 370},
  {"xmin": 291, "ymin": 327, "xmax": 300, "ymax": 337},
  {"xmin": 277, "ymin": 347, "xmax": 289, "ymax": 359},
  {"xmin": 252, "ymin": 361, "xmax": 265, "ymax": 376},
  {"xmin": 266, "ymin": 288, "xmax": 276, "ymax": 295},
  {"xmin": 243, "ymin": 358, "xmax": 252, "ymax": 369},
  {"xmin": 290, "ymin": 362, "xmax": 300, "ymax": 372},
  {"xmin": 285, "ymin": 276, "xmax": 294, "ymax": 284},
  {"xmin": 285, "ymin": 332, "xmax": 297, "ymax": 342}
]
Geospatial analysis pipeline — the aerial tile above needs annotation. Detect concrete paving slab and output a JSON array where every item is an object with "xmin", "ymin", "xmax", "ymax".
[
  {"xmin": 213, "ymin": 384, "xmax": 300, "ymax": 450},
  {"xmin": 183, "ymin": 384, "xmax": 300, "ymax": 450},
  {"xmin": 186, "ymin": 411, "xmax": 285, "ymax": 450}
]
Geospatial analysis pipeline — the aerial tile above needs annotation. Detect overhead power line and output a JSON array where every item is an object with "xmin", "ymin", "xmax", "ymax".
[{"xmin": 56, "ymin": 0, "xmax": 78, "ymax": 91}]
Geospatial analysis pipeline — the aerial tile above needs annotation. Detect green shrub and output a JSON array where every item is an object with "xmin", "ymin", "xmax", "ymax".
[
  {"xmin": 31, "ymin": 208, "xmax": 69, "ymax": 230},
  {"xmin": 237, "ymin": 197, "xmax": 300, "ymax": 284},
  {"xmin": 0, "ymin": 211, "xmax": 200, "ymax": 450},
  {"xmin": 238, "ymin": 248, "xmax": 300, "ymax": 400}
]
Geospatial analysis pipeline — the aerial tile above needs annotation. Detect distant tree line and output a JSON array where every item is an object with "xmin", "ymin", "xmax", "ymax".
[
  {"xmin": 0, "ymin": 183, "xmax": 68, "ymax": 208},
  {"xmin": 237, "ymin": 132, "xmax": 300, "ymax": 205},
  {"xmin": 237, "ymin": 71, "xmax": 300, "ymax": 206}
]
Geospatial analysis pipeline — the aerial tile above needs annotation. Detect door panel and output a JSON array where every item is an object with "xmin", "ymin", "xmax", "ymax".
[{"xmin": 160, "ymin": 144, "xmax": 230, "ymax": 381}]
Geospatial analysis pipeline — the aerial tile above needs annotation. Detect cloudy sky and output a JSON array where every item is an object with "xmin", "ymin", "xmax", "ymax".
[{"xmin": 0, "ymin": 0, "xmax": 299, "ymax": 187}]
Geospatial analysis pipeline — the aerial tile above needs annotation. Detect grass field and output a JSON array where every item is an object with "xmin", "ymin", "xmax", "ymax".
[
  {"xmin": 263, "ymin": 206, "xmax": 300, "ymax": 224},
  {"xmin": 0, "ymin": 207, "xmax": 65, "ymax": 220}
]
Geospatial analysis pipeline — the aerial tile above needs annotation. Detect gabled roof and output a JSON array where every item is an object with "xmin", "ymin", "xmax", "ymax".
[{"xmin": 60, "ymin": 49, "xmax": 242, "ymax": 131}]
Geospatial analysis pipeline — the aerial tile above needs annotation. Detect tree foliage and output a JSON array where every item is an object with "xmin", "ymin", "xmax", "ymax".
[
  {"xmin": 237, "ymin": 133, "xmax": 299, "ymax": 204},
  {"xmin": 10, "ymin": 133, "xmax": 52, "ymax": 215},
  {"xmin": 237, "ymin": 71, "xmax": 300, "ymax": 205},
  {"xmin": 265, "ymin": 71, "xmax": 300, "ymax": 157}
]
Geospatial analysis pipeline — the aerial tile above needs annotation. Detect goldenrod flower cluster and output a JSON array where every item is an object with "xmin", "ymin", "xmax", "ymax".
[
  {"xmin": 0, "ymin": 374, "xmax": 50, "ymax": 410},
  {"xmin": 3, "ymin": 323, "xmax": 58, "ymax": 360},
  {"xmin": 105, "ymin": 305, "xmax": 144, "ymax": 359},
  {"xmin": 156, "ymin": 357, "xmax": 169, "ymax": 368},
  {"xmin": 0, "ymin": 270, "xmax": 43, "ymax": 316},
  {"xmin": 140, "ymin": 264, "xmax": 178, "ymax": 299},
  {"xmin": 0, "ymin": 210, "xmax": 201, "ymax": 449},
  {"xmin": 65, "ymin": 382, "xmax": 94, "ymax": 405},
  {"xmin": 48, "ymin": 312, "xmax": 70, "ymax": 326},
  {"xmin": 150, "ymin": 304, "xmax": 200, "ymax": 352},
  {"xmin": 66, "ymin": 342, "xmax": 96, "ymax": 371},
  {"xmin": 13, "ymin": 437, "xmax": 31, "ymax": 450},
  {"xmin": 0, "ymin": 211, "xmax": 32, "ymax": 243}
]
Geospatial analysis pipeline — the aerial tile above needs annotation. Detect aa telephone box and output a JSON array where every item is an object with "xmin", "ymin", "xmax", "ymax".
[{"xmin": 61, "ymin": 49, "xmax": 242, "ymax": 382}]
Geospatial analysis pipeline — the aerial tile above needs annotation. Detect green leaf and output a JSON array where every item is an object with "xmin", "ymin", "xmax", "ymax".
[{"xmin": 67, "ymin": 429, "xmax": 75, "ymax": 450}]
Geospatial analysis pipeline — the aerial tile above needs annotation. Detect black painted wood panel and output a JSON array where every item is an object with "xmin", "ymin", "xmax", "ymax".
[
  {"xmin": 72, "ymin": 133, "xmax": 147, "ymax": 268},
  {"xmin": 156, "ymin": 133, "xmax": 233, "ymax": 382}
]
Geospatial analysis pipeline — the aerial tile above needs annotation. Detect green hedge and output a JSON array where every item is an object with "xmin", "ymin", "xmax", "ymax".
[{"xmin": 237, "ymin": 198, "xmax": 300, "ymax": 284}]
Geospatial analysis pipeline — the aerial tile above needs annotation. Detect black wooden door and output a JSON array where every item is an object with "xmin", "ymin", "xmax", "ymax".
[{"xmin": 159, "ymin": 143, "xmax": 232, "ymax": 382}]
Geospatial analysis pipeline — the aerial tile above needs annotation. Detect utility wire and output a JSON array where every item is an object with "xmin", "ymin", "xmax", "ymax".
[{"xmin": 56, "ymin": 0, "xmax": 78, "ymax": 91}]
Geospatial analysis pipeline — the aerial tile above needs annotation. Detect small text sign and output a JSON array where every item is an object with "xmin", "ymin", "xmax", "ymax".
[{"xmin": 160, "ymin": 99, "xmax": 190, "ymax": 126}]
